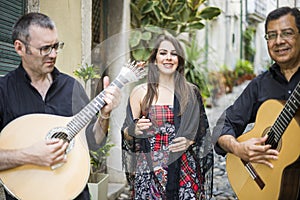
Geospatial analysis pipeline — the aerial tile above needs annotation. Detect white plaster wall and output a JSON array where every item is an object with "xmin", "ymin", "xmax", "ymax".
[
  {"xmin": 81, "ymin": 0, "xmax": 92, "ymax": 97},
  {"xmin": 204, "ymin": 0, "xmax": 297, "ymax": 74},
  {"xmin": 105, "ymin": 0, "xmax": 133, "ymax": 184}
]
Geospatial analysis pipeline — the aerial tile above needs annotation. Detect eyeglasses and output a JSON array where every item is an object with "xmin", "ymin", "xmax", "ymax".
[
  {"xmin": 264, "ymin": 29, "xmax": 297, "ymax": 41},
  {"xmin": 21, "ymin": 40, "xmax": 64, "ymax": 56}
]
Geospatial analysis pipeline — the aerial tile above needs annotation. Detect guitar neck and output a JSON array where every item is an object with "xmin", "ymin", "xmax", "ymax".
[
  {"xmin": 267, "ymin": 81, "xmax": 300, "ymax": 146},
  {"xmin": 66, "ymin": 74, "xmax": 129, "ymax": 140}
]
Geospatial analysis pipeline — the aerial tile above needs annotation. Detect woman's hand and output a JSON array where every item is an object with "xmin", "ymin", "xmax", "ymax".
[
  {"xmin": 134, "ymin": 116, "xmax": 152, "ymax": 136},
  {"xmin": 168, "ymin": 137, "xmax": 194, "ymax": 152}
]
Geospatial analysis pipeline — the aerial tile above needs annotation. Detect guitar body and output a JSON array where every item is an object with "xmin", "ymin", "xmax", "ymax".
[
  {"xmin": 0, "ymin": 60, "xmax": 146, "ymax": 200},
  {"xmin": 226, "ymin": 99, "xmax": 300, "ymax": 200},
  {"xmin": 0, "ymin": 114, "xmax": 90, "ymax": 200}
]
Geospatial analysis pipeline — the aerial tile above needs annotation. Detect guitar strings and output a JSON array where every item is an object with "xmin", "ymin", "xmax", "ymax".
[
  {"xmin": 51, "ymin": 60, "xmax": 147, "ymax": 142},
  {"xmin": 266, "ymin": 86, "xmax": 300, "ymax": 148}
]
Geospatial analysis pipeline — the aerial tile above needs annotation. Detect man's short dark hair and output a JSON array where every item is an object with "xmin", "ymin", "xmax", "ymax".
[
  {"xmin": 12, "ymin": 12, "xmax": 56, "ymax": 43},
  {"xmin": 265, "ymin": 7, "xmax": 300, "ymax": 33}
]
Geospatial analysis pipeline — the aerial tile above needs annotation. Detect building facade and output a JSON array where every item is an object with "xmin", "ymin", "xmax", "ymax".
[
  {"xmin": 0, "ymin": 0, "xmax": 131, "ymax": 186},
  {"xmin": 201, "ymin": 0, "xmax": 299, "ymax": 74}
]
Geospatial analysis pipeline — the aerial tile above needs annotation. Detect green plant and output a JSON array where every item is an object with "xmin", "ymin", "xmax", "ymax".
[
  {"xmin": 129, "ymin": 0, "xmax": 221, "ymax": 61},
  {"xmin": 235, "ymin": 59, "xmax": 254, "ymax": 78},
  {"xmin": 184, "ymin": 35, "xmax": 210, "ymax": 98},
  {"xmin": 73, "ymin": 63, "xmax": 100, "ymax": 89},
  {"xmin": 243, "ymin": 27, "xmax": 256, "ymax": 62},
  {"xmin": 219, "ymin": 65, "xmax": 235, "ymax": 93},
  {"xmin": 89, "ymin": 138, "xmax": 115, "ymax": 175},
  {"xmin": 73, "ymin": 63, "xmax": 113, "ymax": 181}
]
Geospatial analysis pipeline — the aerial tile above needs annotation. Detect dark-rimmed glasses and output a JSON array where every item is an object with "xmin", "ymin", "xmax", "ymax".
[
  {"xmin": 21, "ymin": 40, "xmax": 64, "ymax": 56},
  {"xmin": 264, "ymin": 29, "xmax": 298, "ymax": 41}
]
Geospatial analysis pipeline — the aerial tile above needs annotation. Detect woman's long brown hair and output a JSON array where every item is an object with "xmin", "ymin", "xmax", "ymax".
[{"xmin": 141, "ymin": 34, "xmax": 195, "ymax": 115}]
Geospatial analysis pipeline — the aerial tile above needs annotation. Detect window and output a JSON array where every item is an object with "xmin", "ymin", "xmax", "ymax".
[{"xmin": 0, "ymin": 0, "xmax": 25, "ymax": 76}]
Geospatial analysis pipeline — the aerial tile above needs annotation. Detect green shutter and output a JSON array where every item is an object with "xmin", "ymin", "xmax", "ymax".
[{"xmin": 0, "ymin": 0, "xmax": 25, "ymax": 76}]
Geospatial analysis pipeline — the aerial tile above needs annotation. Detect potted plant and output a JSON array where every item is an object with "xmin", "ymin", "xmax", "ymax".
[
  {"xmin": 73, "ymin": 63, "xmax": 100, "ymax": 90},
  {"xmin": 234, "ymin": 59, "xmax": 255, "ymax": 85},
  {"xmin": 88, "ymin": 139, "xmax": 115, "ymax": 200},
  {"xmin": 73, "ymin": 63, "xmax": 113, "ymax": 200},
  {"xmin": 219, "ymin": 65, "xmax": 236, "ymax": 94}
]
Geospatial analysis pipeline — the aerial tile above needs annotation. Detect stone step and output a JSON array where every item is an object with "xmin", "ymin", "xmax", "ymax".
[{"xmin": 108, "ymin": 183, "xmax": 125, "ymax": 200}]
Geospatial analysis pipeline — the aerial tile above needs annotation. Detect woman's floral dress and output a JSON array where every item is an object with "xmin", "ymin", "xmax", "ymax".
[{"xmin": 133, "ymin": 105, "xmax": 202, "ymax": 200}]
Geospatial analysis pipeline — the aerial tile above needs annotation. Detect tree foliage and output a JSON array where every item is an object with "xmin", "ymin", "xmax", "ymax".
[{"xmin": 130, "ymin": 0, "xmax": 221, "ymax": 61}]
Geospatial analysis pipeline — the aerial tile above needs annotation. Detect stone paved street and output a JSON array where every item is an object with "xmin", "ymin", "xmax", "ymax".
[{"xmin": 206, "ymin": 82, "xmax": 249, "ymax": 200}]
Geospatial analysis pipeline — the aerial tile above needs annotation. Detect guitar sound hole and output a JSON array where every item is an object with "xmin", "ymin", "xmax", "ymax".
[
  {"xmin": 46, "ymin": 127, "xmax": 74, "ymax": 154},
  {"xmin": 51, "ymin": 132, "xmax": 70, "ymax": 142}
]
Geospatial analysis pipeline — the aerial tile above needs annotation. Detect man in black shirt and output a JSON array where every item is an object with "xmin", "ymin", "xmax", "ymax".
[
  {"xmin": 0, "ymin": 13, "xmax": 120, "ymax": 199},
  {"xmin": 213, "ymin": 6, "xmax": 300, "ymax": 199},
  {"xmin": 215, "ymin": 6, "xmax": 300, "ymax": 167}
]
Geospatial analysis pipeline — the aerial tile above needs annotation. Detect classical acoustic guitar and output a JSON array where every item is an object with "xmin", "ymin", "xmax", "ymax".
[
  {"xmin": 0, "ymin": 61, "xmax": 146, "ymax": 200},
  {"xmin": 226, "ymin": 81, "xmax": 300, "ymax": 200}
]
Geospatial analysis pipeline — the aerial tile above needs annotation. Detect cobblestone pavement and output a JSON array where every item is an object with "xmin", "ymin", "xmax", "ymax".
[
  {"xmin": 206, "ymin": 83, "xmax": 249, "ymax": 200},
  {"xmin": 117, "ymin": 82, "xmax": 249, "ymax": 200}
]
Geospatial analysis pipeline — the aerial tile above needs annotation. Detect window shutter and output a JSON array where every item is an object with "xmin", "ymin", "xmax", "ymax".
[{"xmin": 0, "ymin": 0, "xmax": 25, "ymax": 76}]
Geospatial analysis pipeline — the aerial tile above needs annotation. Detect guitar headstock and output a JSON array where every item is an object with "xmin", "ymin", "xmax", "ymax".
[{"xmin": 117, "ymin": 60, "xmax": 147, "ymax": 85}]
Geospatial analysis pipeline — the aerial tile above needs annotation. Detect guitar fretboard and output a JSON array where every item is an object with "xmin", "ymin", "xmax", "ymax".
[
  {"xmin": 65, "ymin": 76, "xmax": 127, "ymax": 140},
  {"xmin": 52, "ymin": 61, "xmax": 146, "ymax": 141},
  {"xmin": 267, "ymin": 81, "xmax": 300, "ymax": 148}
]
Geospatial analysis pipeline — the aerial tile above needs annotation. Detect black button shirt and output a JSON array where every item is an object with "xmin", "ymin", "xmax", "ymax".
[
  {"xmin": 0, "ymin": 64, "xmax": 89, "ymax": 131},
  {"xmin": 214, "ymin": 63, "xmax": 300, "ymax": 155},
  {"xmin": 0, "ymin": 64, "xmax": 92, "ymax": 199}
]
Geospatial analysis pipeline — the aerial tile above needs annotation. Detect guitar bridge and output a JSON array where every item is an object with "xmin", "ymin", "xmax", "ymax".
[{"xmin": 242, "ymin": 159, "xmax": 265, "ymax": 190}]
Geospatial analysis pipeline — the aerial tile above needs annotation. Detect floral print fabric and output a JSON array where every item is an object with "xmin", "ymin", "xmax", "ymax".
[{"xmin": 132, "ymin": 105, "xmax": 200, "ymax": 200}]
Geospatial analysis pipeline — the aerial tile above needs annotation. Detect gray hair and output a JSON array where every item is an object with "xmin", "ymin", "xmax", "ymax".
[{"xmin": 12, "ymin": 12, "xmax": 56, "ymax": 43}]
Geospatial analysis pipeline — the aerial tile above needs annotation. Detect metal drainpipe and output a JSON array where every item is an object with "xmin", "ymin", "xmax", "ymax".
[
  {"xmin": 224, "ymin": 0, "xmax": 229, "ymax": 67},
  {"xmin": 204, "ymin": 22, "xmax": 209, "ymax": 69},
  {"xmin": 240, "ymin": 0, "xmax": 243, "ymax": 60},
  {"xmin": 204, "ymin": 1, "xmax": 209, "ymax": 69}
]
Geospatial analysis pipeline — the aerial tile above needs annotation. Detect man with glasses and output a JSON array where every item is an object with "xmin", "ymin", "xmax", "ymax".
[
  {"xmin": 0, "ymin": 13, "xmax": 120, "ymax": 199},
  {"xmin": 20, "ymin": 40, "xmax": 65, "ymax": 57},
  {"xmin": 213, "ymin": 6, "xmax": 300, "ymax": 198}
]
